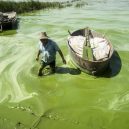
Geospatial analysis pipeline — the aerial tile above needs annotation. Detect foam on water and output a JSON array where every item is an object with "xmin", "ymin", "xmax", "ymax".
[{"xmin": 0, "ymin": 36, "xmax": 37, "ymax": 103}]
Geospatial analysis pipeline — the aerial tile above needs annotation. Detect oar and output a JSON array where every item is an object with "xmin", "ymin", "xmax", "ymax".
[
  {"xmin": 83, "ymin": 27, "xmax": 93, "ymax": 61},
  {"xmin": 82, "ymin": 28, "xmax": 88, "ymax": 60}
]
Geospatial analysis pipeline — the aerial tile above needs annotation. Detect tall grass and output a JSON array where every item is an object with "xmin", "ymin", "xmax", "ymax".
[
  {"xmin": 75, "ymin": 1, "xmax": 88, "ymax": 8},
  {"xmin": 0, "ymin": 0, "xmax": 72, "ymax": 13}
]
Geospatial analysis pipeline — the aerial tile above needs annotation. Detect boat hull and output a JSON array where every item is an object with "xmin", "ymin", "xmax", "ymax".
[{"xmin": 2, "ymin": 19, "xmax": 18, "ymax": 30}]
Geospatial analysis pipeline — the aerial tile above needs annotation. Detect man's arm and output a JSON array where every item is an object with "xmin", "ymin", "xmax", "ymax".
[
  {"xmin": 36, "ymin": 50, "xmax": 41, "ymax": 61},
  {"xmin": 58, "ymin": 49, "xmax": 66, "ymax": 64}
]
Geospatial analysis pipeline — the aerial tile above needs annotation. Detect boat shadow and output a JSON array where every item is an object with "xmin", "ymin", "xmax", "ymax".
[
  {"xmin": 56, "ymin": 67, "xmax": 81, "ymax": 75},
  {"xmin": 97, "ymin": 50, "xmax": 122, "ymax": 78}
]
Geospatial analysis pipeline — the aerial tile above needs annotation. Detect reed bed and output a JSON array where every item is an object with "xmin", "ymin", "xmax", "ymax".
[
  {"xmin": 75, "ymin": 1, "xmax": 88, "ymax": 8},
  {"xmin": 0, "ymin": 0, "xmax": 72, "ymax": 14}
]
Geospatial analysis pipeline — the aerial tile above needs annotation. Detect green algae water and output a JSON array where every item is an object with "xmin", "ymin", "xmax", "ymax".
[{"xmin": 0, "ymin": 0, "xmax": 129, "ymax": 129}]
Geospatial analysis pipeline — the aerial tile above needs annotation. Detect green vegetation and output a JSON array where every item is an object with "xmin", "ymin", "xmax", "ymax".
[
  {"xmin": 0, "ymin": 0, "xmax": 73, "ymax": 14},
  {"xmin": 75, "ymin": 1, "xmax": 88, "ymax": 8},
  {"xmin": 0, "ymin": 0, "xmax": 88, "ymax": 14}
]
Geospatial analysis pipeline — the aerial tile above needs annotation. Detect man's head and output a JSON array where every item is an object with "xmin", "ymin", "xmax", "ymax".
[{"xmin": 40, "ymin": 32, "xmax": 49, "ymax": 44}]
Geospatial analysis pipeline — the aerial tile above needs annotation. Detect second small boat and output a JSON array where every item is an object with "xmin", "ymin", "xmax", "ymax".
[{"xmin": 0, "ymin": 11, "xmax": 18, "ymax": 32}]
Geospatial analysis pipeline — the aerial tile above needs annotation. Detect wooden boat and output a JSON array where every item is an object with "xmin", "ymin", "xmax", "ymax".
[
  {"xmin": 0, "ymin": 12, "xmax": 17, "ymax": 31},
  {"xmin": 67, "ymin": 28, "xmax": 114, "ymax": 75}
]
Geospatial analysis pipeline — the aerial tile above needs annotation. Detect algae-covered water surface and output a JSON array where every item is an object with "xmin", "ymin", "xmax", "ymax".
[{"xmin": 0, "ymin": 0, "xmax": 129, "ymax": 129}]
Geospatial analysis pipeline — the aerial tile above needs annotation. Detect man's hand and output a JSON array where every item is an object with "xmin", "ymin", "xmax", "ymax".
[
  {"xmin": 36, "ymin": 57, "xmax": 39, "ymax": 61},
  {"xmin": 62, "ymin": 59, "xmax": 66, "ymax": 64},
  {"xmin": 58, "ymin": 49, "xmax": 66, "ymax": 64}
]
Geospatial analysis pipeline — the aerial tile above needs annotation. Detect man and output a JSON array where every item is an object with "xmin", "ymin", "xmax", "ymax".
[{"xmin": 36, "ymin": 32, "xmax": 66, "ymax": 76}]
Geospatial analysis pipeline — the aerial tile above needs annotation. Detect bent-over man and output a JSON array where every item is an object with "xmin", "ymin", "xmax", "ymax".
[{"xmin": 36, "ymin": 32, "xmax": 66, "ymax": 76}]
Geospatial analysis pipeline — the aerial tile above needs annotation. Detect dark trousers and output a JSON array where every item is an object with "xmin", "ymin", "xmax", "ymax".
[{"xmin": 38, "ymin": 60, "xmax": 56, "ymax": 75}]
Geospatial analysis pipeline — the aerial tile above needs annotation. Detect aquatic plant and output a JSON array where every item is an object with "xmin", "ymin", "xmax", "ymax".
[
  {"xmin": 75, "ymin": 1, "xmax": 88, "ymax": 8},
  {"xmin": 71, "ymin": 0, "xmax": 81, "ymax": 2},
  {"xmin": 0, "ymin": 0, "xmax": 72, "ymax": 14}
]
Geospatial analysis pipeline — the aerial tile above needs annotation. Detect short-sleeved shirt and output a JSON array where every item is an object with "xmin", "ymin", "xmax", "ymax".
[{"xmin": 39, "ymin": 39, "xmax": 60, "ymax": 63}]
